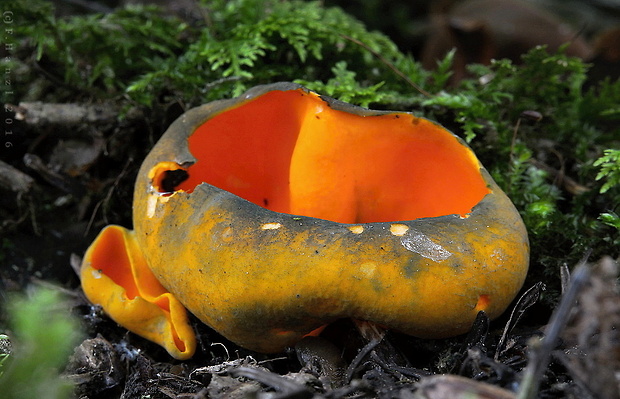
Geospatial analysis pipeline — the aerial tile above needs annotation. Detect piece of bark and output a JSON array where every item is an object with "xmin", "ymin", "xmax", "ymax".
[
  {"xmin": 412, "ymin": 374, "xmax": 516, "ymax": 399},
  {"xmin": 13, "ymin": 102, "xmax": 120, "ymax": 127},
  {"xmin": 0, "ymin": 159, "xmax": 34, "ymax": 193}
]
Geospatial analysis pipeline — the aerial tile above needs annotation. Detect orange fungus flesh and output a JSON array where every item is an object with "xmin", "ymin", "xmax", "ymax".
[
  {"xmin": 81, "ymin": 225, "xmax": 196, "ymax": 359},
  {"xmin": 168, "ymin": 89, "xmax": 490, "ymax": 223},
  {"xmin": 87, "ymin": 225, "xmax": 140, "ymax": 300}
]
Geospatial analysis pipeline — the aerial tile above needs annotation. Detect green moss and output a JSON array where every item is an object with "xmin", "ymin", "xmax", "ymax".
[
  {"xmin": 4, "ymin": 1, "xmax": 187, "ymax": 101},
  {"xmin": 594, "ymin": 149, "xmax": 620, "ymax": 194},
  {"xmin": 0, "ymin": 289, "xmax": 82, "ymax": 399},
  {"xmin": 296, "ymin": 61, "xmax": 387, "ymax": 107}
]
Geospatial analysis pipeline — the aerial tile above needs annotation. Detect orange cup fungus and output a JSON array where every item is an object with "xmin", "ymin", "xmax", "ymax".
[{"xmin": 81, "ymin": 82, "xmax": 529, "ymax": 359}]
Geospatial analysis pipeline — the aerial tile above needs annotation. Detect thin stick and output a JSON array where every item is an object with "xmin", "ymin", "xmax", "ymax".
[
  {"xmin": 338, "ymin": 33, "xmax": 432, "ymax": 98},
  {"xmin": 517, "ymin": 254, "xmax": 591, "ymax": 399}
]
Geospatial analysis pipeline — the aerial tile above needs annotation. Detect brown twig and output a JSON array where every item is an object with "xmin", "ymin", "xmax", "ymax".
[
  {"xmin": 338, "ymin": 33, "xmax": 432, "ymax": 98},
  {"xmin": 528, "ymin": 158, "xmax": 589, "ymax": 196},
  {"xmin": 84, "ymin": 157, "xmax": 133, "ymax": 236}
]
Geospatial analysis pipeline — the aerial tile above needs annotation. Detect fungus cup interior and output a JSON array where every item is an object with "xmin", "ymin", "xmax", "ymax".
[{"xmin": 153, "ymin": 89, "xmax": 490, "ymax": 222}]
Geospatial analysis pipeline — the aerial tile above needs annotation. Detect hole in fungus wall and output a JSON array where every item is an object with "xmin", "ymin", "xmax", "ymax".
[
  {"xmin": 159, "ymin": 169, "xmax": 189, "ymax": 193},
  {"xmin": 149, "ymin": 162, "xmax": 189, "ymax": 197},
  {"xmin": 152, "ymin": 89, "xmax": 491, "ymax": 224}
]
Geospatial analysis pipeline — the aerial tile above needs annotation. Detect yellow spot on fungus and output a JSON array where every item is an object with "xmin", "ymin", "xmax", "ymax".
[
  {"xmin": 261, "ymin": 222, "xmax": 282, "ymax": 230},
  {"xmin": 348, "ymin": 225, "xmax": 364, "ymax": 234},
  {"xmin": 222, "ymin": 226, "xmax": 234, "ymax": 242},
  {"xmin": 146, "ymin": 192, "xmax": 173, "ymax": 219},
  {"xmin": 146, "ymin": 195, "xmax": 157, "ymax": 218},
  {"xmin": 360, "ymin": 262, "xmax": 376, "ymax": 278},
  {"xmin": 390, "ymin": 224, "xmax": 409, "ymax": 236}
]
